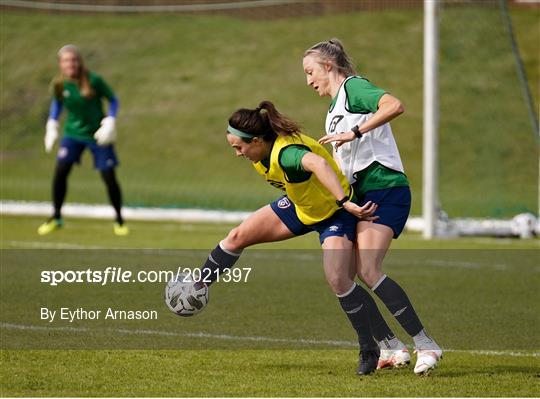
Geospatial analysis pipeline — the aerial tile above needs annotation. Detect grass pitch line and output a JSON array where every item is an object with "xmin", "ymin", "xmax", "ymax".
[
  {"xmin": 0, "ymin": 322, "xmax": 356, "ymax": 347},
  {"xmin": 0, "ymin": 240, "xmax": 517, "ymax": 272},
  {"xmin": 1, "ymin": 322, "xmax": 538, "ymax": 357}
]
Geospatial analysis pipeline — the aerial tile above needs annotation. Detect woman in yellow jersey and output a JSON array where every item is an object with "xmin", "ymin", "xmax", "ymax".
[
  {"xmin": 303, "ymin": 38, "xmax": 442, "ymax": 375},
  {"xmin": 198, "ymin": 100, "xmax": 381, "ymax": 375}
]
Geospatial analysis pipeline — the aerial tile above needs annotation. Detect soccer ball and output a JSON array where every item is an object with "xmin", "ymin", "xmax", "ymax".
[{"xmin": 164, "ymin": 272, "xmax": 209, "ymax": 317}]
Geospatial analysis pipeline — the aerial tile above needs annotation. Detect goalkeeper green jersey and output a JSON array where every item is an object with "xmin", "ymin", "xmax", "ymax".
[{"xmin": 53, "ymin": 72, "xmax": 115, "ymax": 141}]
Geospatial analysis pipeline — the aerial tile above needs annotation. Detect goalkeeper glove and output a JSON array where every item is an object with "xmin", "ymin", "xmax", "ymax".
[
  {"xmin": 94, "ymin": 116, "xmax": 117, "ymax": 146},
  {"xmin": 44, "ymin": 119, "xmax": 59, "ymax": 153}
]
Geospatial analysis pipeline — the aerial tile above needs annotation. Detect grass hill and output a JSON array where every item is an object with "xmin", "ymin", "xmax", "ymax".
[{"xmin": 1, "ymin": 6, "xmax": 538, "ymax": 217}]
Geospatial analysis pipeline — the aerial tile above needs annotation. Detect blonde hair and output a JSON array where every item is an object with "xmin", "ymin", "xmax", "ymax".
[
  {"xmin": 52, "ymin": 44, "xmax": 94, "ymax": 99},
  {"xmin": 304, "ymin": 38, "xmax": 357, "ymax": 77}
]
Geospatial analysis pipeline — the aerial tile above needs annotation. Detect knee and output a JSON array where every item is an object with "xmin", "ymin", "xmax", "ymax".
[
  {"xmin": 223, "ymin": 227, "xmax": 249, "ymax": 252},
  {"xmin": 100, "ymin": 168, "xmax": 115, "ymax": 182},
  {"xmin": 326, "ymin": 273, "xmax": 354, "ymax": 295},
  {"xmin": 357, "ymin": 267, "xmax": 383, "ymax": 289},
  {"xmin": 53, "ymin": 172, "xmax": 65, "ymax": 183},
  {"xmin": 54, "ymin": 162, "xmax": 72, "ymax": 179}
]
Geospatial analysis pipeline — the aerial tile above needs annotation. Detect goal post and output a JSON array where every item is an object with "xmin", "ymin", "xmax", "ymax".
[
  {"xmin": 422, "ymin": 0, "xmax": 539, "ymax": 239},
  {"xmin": 423, "ymin": 0, "xmax": 439, "ymax": 239}
]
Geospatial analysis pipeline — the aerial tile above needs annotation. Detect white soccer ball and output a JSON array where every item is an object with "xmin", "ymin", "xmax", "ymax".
[
  {"xmin": 511, "ymin": 213, "xmax": 537, "ymax": 239},
  {"xmin": 164, "ymin": 272, "xmax": 209, "ymax": 317}
]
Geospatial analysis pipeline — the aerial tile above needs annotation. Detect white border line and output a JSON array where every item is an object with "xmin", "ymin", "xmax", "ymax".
[
  {"xmin": 1, "ymin": 200, "xmax": 251, "ymax": 224},
  {"xmin": 0, "ymin": 322, "xmax": 358, "ymax": 348},
  {"xmin": 0, "ymin": 240, "xmax": 519, "ymax": 271},
  {"xmin": 0, "ymin": 200, "xmax": 434, "ymax": 234},
  {"xmin": 1, "ymin": 322, "xmax": 538, "ymax": 357},
  {"xmin": 1, "ymin": 200, "xmax": 528, "ymax": 237}
]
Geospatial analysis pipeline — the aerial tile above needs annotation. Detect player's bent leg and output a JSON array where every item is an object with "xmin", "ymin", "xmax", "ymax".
[
  {"xmin": 356, "ymin": 222, "xmax": 411, "ymax": 369},
  {"xmin": 38, "ymin": 161, "xmax": 73, "ymax": 235},
  {"xmin": 99, "ymin": 168, "xmax": 128, "ymax": 235},
  {"xmin": 321, "ymin": 236, "xmax": 379, "ymax": 375},
  {"xmin": 201, "ymin": 205, "xmax": 296, "ymax": 286},
  {"xmin": 222, "ymin": 204, "xmax": 296, "ymax": 251},
  {"xmin": 355, "ymin": 222, "xmax": 393, "ymax": 285},
  {"xmin": 356, "ymin": 222, "xmax": 441, "ymax": 373},
  {"xmin": 321, "ymin": 235, "xmax": 354, "ymax": 294}
]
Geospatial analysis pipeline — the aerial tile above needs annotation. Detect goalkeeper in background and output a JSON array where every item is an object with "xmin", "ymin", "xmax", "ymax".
[{"xmin": 38, "ymin": 45, "xmax": 128, "ymax": 236}]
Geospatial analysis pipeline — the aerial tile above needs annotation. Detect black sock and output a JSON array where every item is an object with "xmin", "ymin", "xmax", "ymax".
[
  {"xmin": 101, "ymin": 168, "xmax": 124, "ymax": 225},
  {"xmin": 373, "ymin": 275, "xmax": 424, "ymax": 337},
  {"xmin": 52, "ymin": 161, "xmax": 73, "ymax": 220},
  {"xmin": 362, "ymin": 290, "xmax": 396, "ymax": 342},
  {"xmin": 337, "ymin": 284, "xmax": 378, "ymax": 351},
  {"xmin": 201, "ymin": 242, "xmax": 241, "ymax": 285}
]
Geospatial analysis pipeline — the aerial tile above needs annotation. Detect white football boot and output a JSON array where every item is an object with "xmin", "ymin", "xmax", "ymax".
[
  {"xmin": 377, "ymin": 340, "xmax": 411, "ymax": 369},
  {"xmin": 413, "ymin": 341, "xmax": 443, "ymax": 375}
]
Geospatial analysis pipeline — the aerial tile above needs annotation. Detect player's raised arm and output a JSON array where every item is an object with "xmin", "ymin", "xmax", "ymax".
[{"xmin": 318, "ymin": 93, "xmax": 405, "ymax": 148}]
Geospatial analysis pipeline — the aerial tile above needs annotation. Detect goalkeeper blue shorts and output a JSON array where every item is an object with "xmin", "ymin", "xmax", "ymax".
[
  {"xmin": 270, "ymin": 196, "xmax": 357, "ymax": 244},
  {"xmin": 57, "ymin": 136, "xmax": 119, "ymax": 171}
]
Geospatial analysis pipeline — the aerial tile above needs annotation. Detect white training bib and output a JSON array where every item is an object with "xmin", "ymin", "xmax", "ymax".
[{"xmin": 325, "ymin": 76, "xmax": 404, "ymax": 182}]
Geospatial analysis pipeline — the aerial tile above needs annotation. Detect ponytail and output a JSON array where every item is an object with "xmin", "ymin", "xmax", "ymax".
[
  {"xmin": 304, "ymin": 38, "xmax": 357, "ymax": 77},
  {"xmin": 79, "ymin": 67, "xmax": 93, "ymax": 98},
  {"xmin": 228, "ymin": 100, "xmax": 301, "ymax": 142},
  {"xmin": 257, "ymin": 100, "xmax": 301, "ymax": 137}
]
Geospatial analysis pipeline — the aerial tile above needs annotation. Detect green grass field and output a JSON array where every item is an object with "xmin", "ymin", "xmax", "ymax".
[
  {"xmin": 1, "ymin": 215, "xmax": 539, "ymax": 397},
  {"xmin": 1, "ymin": 6, "xmax": 538, "ymax": 217},
  {"xmin": 1, "ymin": 3, "xmax": 539, "ymax": 396}
]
